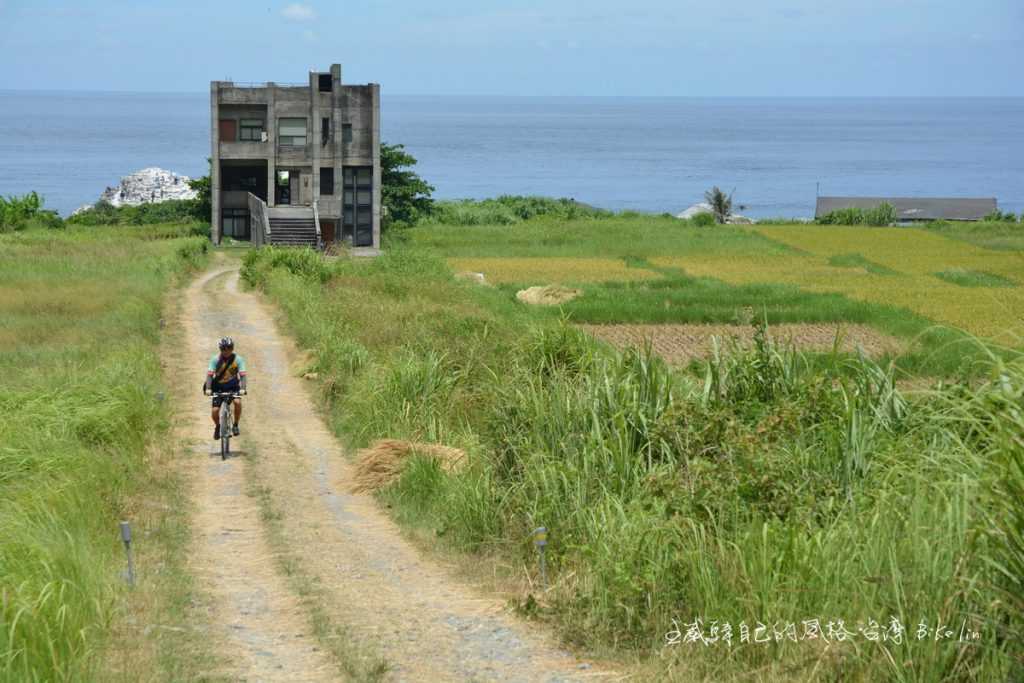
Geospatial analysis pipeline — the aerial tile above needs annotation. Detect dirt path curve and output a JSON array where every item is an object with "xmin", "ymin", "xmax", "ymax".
[{"xmin": 175, "ymin": 260, "xmax": 601, "ymax": 682}]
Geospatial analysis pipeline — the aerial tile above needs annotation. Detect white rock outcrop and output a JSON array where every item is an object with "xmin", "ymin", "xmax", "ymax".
[
  {"xmin": 675, "ymin": 202, "xmax": 754, "ymax": 224},
  {"xmin": 676, "ymin": 202, "xmax": 715, "ymax": 220},
  {"xmin": 98, "ymin": 167, "xmax": 198, "ymax": 207}
]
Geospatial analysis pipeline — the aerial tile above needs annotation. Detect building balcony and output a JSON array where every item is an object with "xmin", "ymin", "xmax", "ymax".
[{"xmin": 218, "ymin": 140, "xmax": 269, "ymax": 159}]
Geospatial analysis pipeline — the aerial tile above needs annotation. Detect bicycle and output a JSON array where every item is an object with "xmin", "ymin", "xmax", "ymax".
[{"xmin": 208, "ymin": 390, "xmax": 245, "ymax": 460}]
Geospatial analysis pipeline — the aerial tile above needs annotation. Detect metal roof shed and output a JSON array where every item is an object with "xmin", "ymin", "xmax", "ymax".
[{"xmin": 815, "ymin": 196, "xmax": 997, "ymax": 221}]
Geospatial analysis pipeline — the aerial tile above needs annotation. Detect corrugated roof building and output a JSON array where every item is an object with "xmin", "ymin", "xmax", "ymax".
[{"xmin": 815, "ymin": 197, "xmax": 997, "ymax": 222}]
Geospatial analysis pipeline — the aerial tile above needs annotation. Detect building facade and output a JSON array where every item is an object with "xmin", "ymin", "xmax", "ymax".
[{"xmin": 210, "ymin": 64, "xmax": 380, "ymax": 249}]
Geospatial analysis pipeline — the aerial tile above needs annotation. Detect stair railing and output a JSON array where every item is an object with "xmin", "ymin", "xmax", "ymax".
[
  {"xmin": 312, "ymin": 199, "xmax": 322, "ymax": 250},
  {"xmin": 247, "ymin": 192, "xmax": 271, "ymax": 246}
]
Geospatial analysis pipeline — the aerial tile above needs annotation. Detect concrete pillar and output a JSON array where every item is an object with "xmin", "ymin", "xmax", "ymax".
[
  {"xmin": 267, "ymin": 85, "xmax": 276, "ymax": 207},
  {"xmin": 370, "ymin": 82, "xmax": 381, "ymax": 250},
  {"xmin": 332, "ymin": 64, "xmax": 343, "ymax": 197},
  {"xmin": 210, "ymin": 81, "xmax": 221, "ymax": 244},
  {"xmin": 310, "ymin": 71, "xmax": 320, "ymax": 200}
]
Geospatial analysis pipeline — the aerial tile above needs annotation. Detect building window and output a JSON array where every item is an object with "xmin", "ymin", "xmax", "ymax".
[
  {"xmin": 278, "ymin": 118, "xmax": 307, "ymax": 147},
  {"xmin": 342, "ymin": 123, "xmax": 353, "ymax": 143},
  {"xmin": 321, "ymin": 117, "xmax": 330, "ymax": 145},
  {"xmin": 239, "ymin": 119, "xmax": 265, "ymax": 141},
  {"xmin": 320, "ymin": 167, "xmax": 334, "ymax": 195},
  {"xmin": 343, "ymin": 166, "xmax": 373, "ymax": 246},
  {"xmin": 222, "ymin": 209, "xmax": 250, "ymax": 239},
  {"xmin": 318, "ymin": 73, "xmax": 332, "ymax": 92}
]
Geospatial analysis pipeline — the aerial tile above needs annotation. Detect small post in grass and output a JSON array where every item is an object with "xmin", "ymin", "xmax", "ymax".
[
  {"xmin": 119, "ymin": 521, "xmax": 135, "ymax": 587},
  {"xmin": 532, "ymin": 526, "xmax": 548, "ymax": 591}
]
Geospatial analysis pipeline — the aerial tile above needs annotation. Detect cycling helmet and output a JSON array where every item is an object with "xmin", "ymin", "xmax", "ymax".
[{"xmin": 218, "ymin": 336, "xmax": 235, "ymax": 350}]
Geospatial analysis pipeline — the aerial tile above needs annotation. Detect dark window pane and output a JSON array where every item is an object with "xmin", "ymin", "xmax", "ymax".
[
  {"xmin": 356, "ymin": 168, "xmax": 371, "ymax": 184},
  {"xmin": 342, "ymin": 124, "xmax": 353, "ymax": 143},
  {"xmin": 357, "ymin": 190, "xmax": 371, "ymax": 205},
  {"xmin": 320, "ymin": 167, "xmax": 334, "ymax": 195}
]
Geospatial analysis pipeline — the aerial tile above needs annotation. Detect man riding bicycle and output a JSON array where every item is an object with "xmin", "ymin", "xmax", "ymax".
[{"xmin": 203, "ymin": 337, "xmax": 247, "ymax": 440}]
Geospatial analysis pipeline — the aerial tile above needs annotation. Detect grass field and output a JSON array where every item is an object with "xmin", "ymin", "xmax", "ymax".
[
  {"xmin": 244, "ymin": 210, "xmax": 1024, "ymax": 680},
  {"xmin": 0, "ymin": 225, "xmax": 207, "ymax": 681}
]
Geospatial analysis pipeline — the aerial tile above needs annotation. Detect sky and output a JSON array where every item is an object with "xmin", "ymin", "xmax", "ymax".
[{"xmin": 0, "ymin": 0, "xmax": 1021, "ymax": 96}]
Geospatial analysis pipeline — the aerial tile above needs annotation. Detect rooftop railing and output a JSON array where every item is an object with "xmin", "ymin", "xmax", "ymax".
[{"xmin": 219, "ymin": 81, "xmax": 308, "ymax": 88}]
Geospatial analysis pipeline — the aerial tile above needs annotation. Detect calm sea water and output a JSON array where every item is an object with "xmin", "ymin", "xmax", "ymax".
[{"xmin": 1, "ymin": 91, "xmax": 1022, "ymax": 218}]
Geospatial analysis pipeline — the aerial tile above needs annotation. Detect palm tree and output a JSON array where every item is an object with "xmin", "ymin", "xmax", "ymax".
[{"xmin": 704, "ymin": 186, "xmax": 733, "ymax": 224}]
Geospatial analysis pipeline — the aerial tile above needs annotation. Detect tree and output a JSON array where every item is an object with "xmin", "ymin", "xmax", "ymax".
[
  {"xmin": 381, "ymin": 142, "xmax": 435, "ymax": 228},
  {"xmin": 188, "ymin": 158, "xmax": 212, "ymax": 221},
  {"xmin": 703, "ymin": 186, "xmax": 733, "ymax": 224}
]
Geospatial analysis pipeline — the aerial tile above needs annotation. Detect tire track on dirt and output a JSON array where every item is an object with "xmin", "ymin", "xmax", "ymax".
[
  {"xmin": 176, "ymin": 265, "xmax": 338, "ymax": 681},
  {"xmin": 185, "ymin": 262, "xmax": 603, "ymax": 681}
]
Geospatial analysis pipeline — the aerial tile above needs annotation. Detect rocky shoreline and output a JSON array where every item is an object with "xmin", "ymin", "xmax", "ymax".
[{"xmin": 73, "ymin": 167, "xmax": 197, "ymax": 215}]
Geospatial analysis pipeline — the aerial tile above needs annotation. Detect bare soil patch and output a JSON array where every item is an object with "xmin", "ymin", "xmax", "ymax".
[{"xmin": 577, "ymin": 323, "xmax": 904, "ymax": 365}]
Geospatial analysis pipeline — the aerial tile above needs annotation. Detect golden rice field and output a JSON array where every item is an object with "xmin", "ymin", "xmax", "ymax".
[
  {"xmin": 447, "ymin": 257, "xmax": 662, "ymax": 284},
  {"xmin": 654, "ymin": 226, "xmax": 1024, "ymax": 340}
]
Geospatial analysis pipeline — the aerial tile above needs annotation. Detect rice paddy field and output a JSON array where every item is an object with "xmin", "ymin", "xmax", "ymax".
[
  {"xmin": 424, "ymin": 217, "xmax": 1024, "ymax": 368},
  {"xmin": 658, "ymin": 225, "xmax": 1024, "ymax": 341}
]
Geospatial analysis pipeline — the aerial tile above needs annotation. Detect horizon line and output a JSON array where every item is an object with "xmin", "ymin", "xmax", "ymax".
[{"xmin": 2, "ymin": 88, "xmax": 1023, "ymax": 99}]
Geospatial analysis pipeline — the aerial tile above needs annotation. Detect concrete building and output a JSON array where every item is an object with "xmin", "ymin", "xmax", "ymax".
[
  {"xmin": 815, "ymin": 196, "xmax": 997, "ymax": 222},
  {"xmin": 210, "ymin": 64, "xmax": 380, "ymax": 249}
]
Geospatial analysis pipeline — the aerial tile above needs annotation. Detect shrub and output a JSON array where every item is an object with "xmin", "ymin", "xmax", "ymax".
[
  {"xmin": 983, "ymin": 210, "xmax": 1018, "ymax": 223},
  {"xmin": 690, "ymin": 212, "xmax": 716, "ymax": 227},
  {"xmin": 817, "ymin": 202, "xmax": 895, "ymax": 227},
  {"xmin": 68, "ymin": 199, "xmax": 200, "ymax": 226},
  {"xmin": 0, "ymin": 192, "xmax": 43, "ymax": 232},
  {"xmin": 424, "ymin": 196, "xmax": 611, "ymax": 227}
]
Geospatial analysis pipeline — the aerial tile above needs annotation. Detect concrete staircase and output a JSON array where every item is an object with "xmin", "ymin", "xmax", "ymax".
[{"xmin": 267, "ymin": 208, "xmax": 318, "ymax": 248}]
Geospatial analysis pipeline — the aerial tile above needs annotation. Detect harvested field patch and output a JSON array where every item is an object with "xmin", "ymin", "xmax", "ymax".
[
  {"xmin": 577, "ymin": 323, "xmax": 904, "ymax": 365},
  {"xmin": 446, "ymin": 257, "xmax": 661, "ymax": 284}
]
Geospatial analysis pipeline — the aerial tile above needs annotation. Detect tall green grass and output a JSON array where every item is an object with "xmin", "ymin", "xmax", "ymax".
[
  {"xmin": 244, "ymin": 245, "xmax": 1020, "ymax": 680},
  {"xmin": 421, "ymin": 196, "xmax": 612, "ymax": 227},
  {"xmin": 0, "ymin": 225, "xmax": 206, "ymax": 681}
]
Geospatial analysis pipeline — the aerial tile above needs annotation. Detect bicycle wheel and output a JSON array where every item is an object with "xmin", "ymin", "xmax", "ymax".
[{"xmin": 220, "ymin": 404, "xmax": 230, "ymax": 460}]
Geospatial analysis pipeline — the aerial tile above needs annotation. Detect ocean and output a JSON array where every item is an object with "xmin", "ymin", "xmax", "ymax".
[{"xmin": 1, "ymin": 91, "xmax": 1022, "ymax": 218}]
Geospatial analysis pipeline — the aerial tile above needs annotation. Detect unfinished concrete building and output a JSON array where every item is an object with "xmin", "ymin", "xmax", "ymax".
[{"xmin": 210, "ymin": 64, "xmax": 380, "ymax": 249}]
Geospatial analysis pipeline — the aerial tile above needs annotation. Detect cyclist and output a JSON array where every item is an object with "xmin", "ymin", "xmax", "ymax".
[{"xmin": 204, "ymin": 336, "xmax": 247, "ymax": 440}]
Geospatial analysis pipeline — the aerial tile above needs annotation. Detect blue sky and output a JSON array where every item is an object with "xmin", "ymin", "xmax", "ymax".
[{"xmin": 0, "ymin": 0, "xmax": 1020, "ymax": 95}]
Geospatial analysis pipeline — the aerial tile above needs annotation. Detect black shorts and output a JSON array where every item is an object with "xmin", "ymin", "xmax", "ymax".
[{"xmin": 211, "ymin": 383, "xmax": 241, "ymax": 407}]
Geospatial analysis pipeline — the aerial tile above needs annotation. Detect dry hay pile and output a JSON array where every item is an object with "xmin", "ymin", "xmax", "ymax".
[
  {"xmin": 349, "ymin": 439, "xmax": 466, "ymax": 493},
  {"xmin": 516, "ymin": 285, "xmax": 582, "ymax": 306}
]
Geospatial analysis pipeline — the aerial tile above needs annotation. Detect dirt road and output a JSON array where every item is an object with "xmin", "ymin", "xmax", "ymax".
[{"xmin": 172, "ymin": 260, "xmax": 596, "ymax": 681}]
